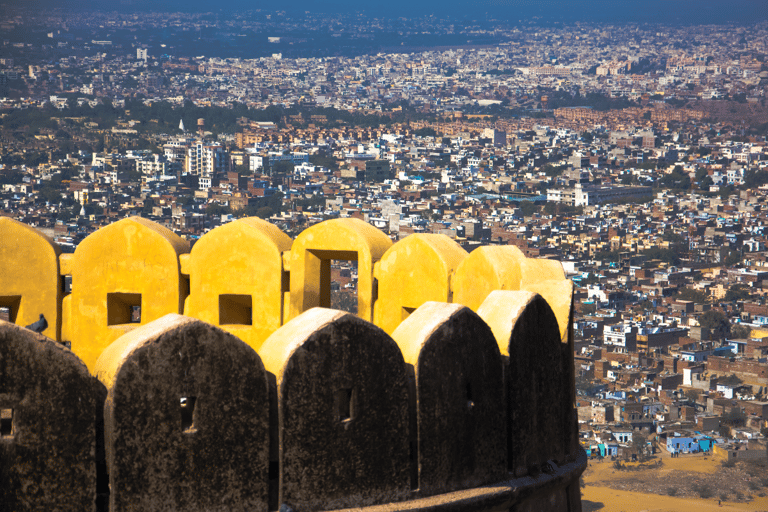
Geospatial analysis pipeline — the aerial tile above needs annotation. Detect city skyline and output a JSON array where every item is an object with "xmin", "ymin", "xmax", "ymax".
[{"xmin": 4, "ymin": 0, "xmax": 767, "ymax": 24}]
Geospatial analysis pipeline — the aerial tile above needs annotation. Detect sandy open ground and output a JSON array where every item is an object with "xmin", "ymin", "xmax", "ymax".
[{"xmin": 582, "ymin": 450, "xmax": 768, "ymax": 512}]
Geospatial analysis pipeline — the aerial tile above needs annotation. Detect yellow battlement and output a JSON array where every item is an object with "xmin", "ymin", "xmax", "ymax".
[
  {"xmin": 1, "ymin": 216, "xmax": 573, "ymax": 372},
  {"xmin": 0, "ymin": 216, "xmax": 584, "ymax": 512}
]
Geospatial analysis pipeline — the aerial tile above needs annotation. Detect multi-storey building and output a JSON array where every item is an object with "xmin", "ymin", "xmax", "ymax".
[{"xmin": 186, "ymin": 141, "xmax": 230, "ymax": 188}]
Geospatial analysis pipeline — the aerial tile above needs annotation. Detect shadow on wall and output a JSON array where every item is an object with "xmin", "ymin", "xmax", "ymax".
[{"xmin": 0, "ymin": 296, "xmax": 584, "ymax": 511}]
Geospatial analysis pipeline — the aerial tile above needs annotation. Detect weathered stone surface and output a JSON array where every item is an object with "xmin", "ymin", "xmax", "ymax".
[
  {"xmin": 391, "ymin": 302, "xmax": 506, "ymax": 497},
  {"xmin": 0, "ymin": 320, "xmax": 105, "ymax": 511},
  {"xmin": 477, "ymin": 291, "xmax": 568, "ymax": 478},
  {"xmin": 512, "ymin": 487, "xmax": 570, "ymax": 512},
  {"xmin": 95, "ymin": 314, "xmax": 269, "ymax": 512},
  {"xmin": 519, "ymin": 279, "xmax": 579, "ymax": 458},
  {"xmin": 259, "ymin": 308, "xmax": 410, "ymax": 511}
]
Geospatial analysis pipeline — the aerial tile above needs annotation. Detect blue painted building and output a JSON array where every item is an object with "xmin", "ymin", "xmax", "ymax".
[{"xmin": 667, "ymin": 433, "xmax": 699, "ymax": 454}]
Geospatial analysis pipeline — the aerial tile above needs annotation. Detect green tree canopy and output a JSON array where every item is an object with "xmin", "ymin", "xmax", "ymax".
[
  {"xmin": 724, "ymin": 284, "xmax": 752, "ymax": 302},
  {"xmin": 675, "ymin": 288, "xmax": 710, "ymax": 304},
  {"xmin": 699, "ymin": 309, "xmax": 731, "ymax": 340}
]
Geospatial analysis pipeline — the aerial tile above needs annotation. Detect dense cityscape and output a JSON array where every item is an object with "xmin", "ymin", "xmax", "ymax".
[{"xmin": 3, "ymin": 3, "xmax": 768, "ymax": 510}]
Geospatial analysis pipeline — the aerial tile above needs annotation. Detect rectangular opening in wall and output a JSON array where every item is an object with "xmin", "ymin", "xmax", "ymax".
[
  {"xmin": 180, "ymin": 396, "xmax": 196, "ymax": 433},
  {"xmin": 0, "ymin": 296, "xmax": 21, "ymax": 324},
  {"xmin": 219, "ymin": 294, "xmax": 252, "ymax": 325},
  {"xmin": 107, "ymin": 293, "xmax": 142, "ymax": 326},
  {"xmin": 0, "ymin": 408, "xmax": 12, "ymax": 437},
  {"xmin": 308, "ymin": 250, "xmax": 358, "ymax": 313},
  {"xmin": 330, "ymin": 260, "xmax": 358, "ymax": 314},
  {"xmin": 335, "ymin": 387, "xmax": 356, "ymax": 423},
  {"xmin": 62, "ymin": 275, "xmax": 72, "ymax": 295}
]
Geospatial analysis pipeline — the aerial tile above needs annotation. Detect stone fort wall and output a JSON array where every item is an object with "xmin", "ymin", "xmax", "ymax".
[{"xmin": 0, "ymin": 216, "xmax": 585, "ymax": 511}]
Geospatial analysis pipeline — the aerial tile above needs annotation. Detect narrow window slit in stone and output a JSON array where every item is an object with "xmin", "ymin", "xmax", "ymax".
[
  {"xmin": 336, "ymin": 388, "xmax": 355, "ymax": 422},
  {"xmin": 180, "ymin": 397, "xmax": 196, "ymax": 433},
  {"xmin": 0, "ymin": 408, "xmax": 12, "ymax": 437}
]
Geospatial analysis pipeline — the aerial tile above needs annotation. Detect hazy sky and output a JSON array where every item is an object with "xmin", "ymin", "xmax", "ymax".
[{"xmin": 9, "ymin": 0, "xmax": 768, "ymax": 23}]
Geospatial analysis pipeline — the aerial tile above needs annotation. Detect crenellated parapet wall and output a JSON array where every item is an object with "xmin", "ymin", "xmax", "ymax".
[
  {"xmin": 0, "ymin": 216, "xmax": 572, "ymax": 371},
  {"xmin": 0, "ymin": 216, "xmax": 584, "ymax": 511}
]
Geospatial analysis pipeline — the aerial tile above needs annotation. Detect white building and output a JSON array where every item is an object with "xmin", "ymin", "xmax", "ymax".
[
  {"xmin": 135, "ymin": 154, "xmax": 181, "ymax": 178},
  {"xmin": 548, "ymin": 183, "xmax": 653, "ymax": 206},
  {"xmin": 186, "ymin": 142, "xmax": 229, "ymax": 181}
]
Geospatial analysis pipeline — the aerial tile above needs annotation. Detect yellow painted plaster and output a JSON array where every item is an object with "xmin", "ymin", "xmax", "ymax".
[
  {"xmin": 452, "ymin": 246, "xmax": 525, "ymax": 311},
  {"xmin": 373, "ymin": 234, "xmax": 468, "ymax": 334},
  {"xmin": 67, "ymin": 217, "xmax": 190, "ymax": 373},
  {"xmin": 0, "ymin": 217, "xmax": 62, "ymax": 340},
  {"xmin": 519, "ymin": 257, "xmax": 566, "ymax": 286},
  {"xmin": 183, "ymin": 217, "xmax": 292, "ymax": 352},
  {"xmin": 287, "ymin": 218, "xmax": 392, "ymax": 322},
  {"xmin": 476, "ymin": 290, "xmax": 539, "ymax": 357}
]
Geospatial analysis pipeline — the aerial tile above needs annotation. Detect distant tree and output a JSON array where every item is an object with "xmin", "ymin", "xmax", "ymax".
[
  {"xmin": 699, "ymin": 310, "xmax": 731, "ymax": 340},
  {"xmin": 205, "ymin": 203, "xmax": 231, "ymax": 216},
  {"xmin": 675, "ymin": 288, "xmax": 710, "ymax": 304},
  {"xmin": 695, "ymin": 167, "xmax": 714, "ymax": 189},
  {"xmin": 38, "ymin": 186, "xmax": 62, "ymax": 204},
  {"xmin": 234, "ymin": 163, "xmax": 252, "ymax": 176},
  {"xmin": 0, "ymin": 169, "xmax": 23, "ymax": 185},
  {"xmin": 414, "ymin": 127, "xmax": 437, "ymax": 137},
  {"xmin": 657, "ymin": 166, "xmax": 691, "ymax": 191},
  {"xmin": 271, "ymin": 161, "xmax": 294, "ymax": 176},
  {"xmin": 518, "ymin": 201, "xmax": 539, "ymax": 217},
  {"xmin": 124, "ymin": 170, "xmax": 142, "ymax": 183},
  {"xmin": 719, "ymin": 185, "xmax": 736, "ymax": 200},
  {"xmin": 238, "ymin": 206, "xmax": 266, "ymax": 219},
  {"xmin": 684, "ymin": 389, "xmax": 702, "ymax": 403},
  {"xmin": 723, "ymin": 248, "xmax": 743, "ymax": 267},
  {"xmin": 309, "ymin": 154, "xmax": 339, "ymax": 171},
  {"xmin": 731, "ymin": 324, "xmax": 751, "ymax": 339},
  {"xmin": 744, "ymin": 168, "xmax": 768, "ymax": 188},
  {"xmin": 725, "ymin": 284, "xmax": 752, "ymax": 302},
  {"xmin": 142, "ymin": 198, "xmax": 155, "ymax": 216},
  {"xmin": 642, "ymin": 246, "xmax": 681, "ymax": 266},
  {"xmin": 541, "ymin": 163, "xmax": 567, "ymax": 177},
  {"xmin": 175, "ymin": 195, "xmax": 196, "ymax": 206},
  {"xmin": 719, "ymin": 374, "xmax": 743, "ymax": 386}
]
